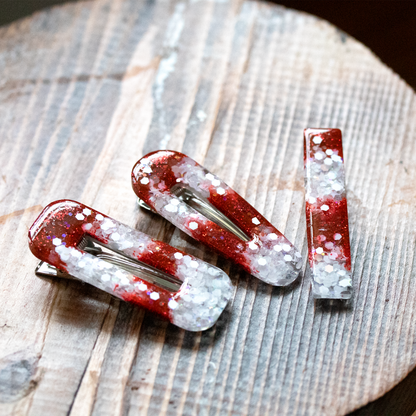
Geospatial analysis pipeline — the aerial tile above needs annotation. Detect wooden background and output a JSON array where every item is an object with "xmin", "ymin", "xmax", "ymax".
[{"xmin": 0, "ymin": 0, "xmax": 416, "ymax": 415}]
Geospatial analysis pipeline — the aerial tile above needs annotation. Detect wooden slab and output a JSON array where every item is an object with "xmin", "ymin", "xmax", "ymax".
[{"xmin": 0, "ymin": 0, "xmax": 415, "ymax": 415}]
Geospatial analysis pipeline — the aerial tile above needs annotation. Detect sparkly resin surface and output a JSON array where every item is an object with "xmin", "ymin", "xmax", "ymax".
[
  {"xmin": 132, "ymin": 151, "xmax": 302, "ymax": 286},
  {"xmin": 28, "ymin": 200, "xmax": 233, "ymax": 331},
  {"xmin": 304, "ymin": 129, "xmax": 353, "ymax": 299}
]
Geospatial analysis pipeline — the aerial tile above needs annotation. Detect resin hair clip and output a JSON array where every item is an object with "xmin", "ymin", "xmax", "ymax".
[
  {"xmin": 131, "ymin": 151, "xmax": 303, "ymax": 286},
  {"xmin": 28, "ymin": 200, "xmax": 233, "ymax": 331},
  {"xmin": 303, "ymin": 128, "xmax": 353, "ymax": 299}
]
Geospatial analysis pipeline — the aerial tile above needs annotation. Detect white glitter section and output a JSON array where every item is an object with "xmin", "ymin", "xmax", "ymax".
[
  {"xmin": 76, "ymin": 213, "xmax": 85, "ymax": 220},
  {"xmin": 252, "ymin": 218, "xmax": 260, "ymax": 225},
  {"xmin": 52, "ymin": 238, "xmax": 61, "ymax": 246},
  {"xmin": 141, "ymin": 177, "xmax": 150, "ymax": 185},
  {"xmin": 171, "ymin": 260, "xmax": 233, "ymax": 331}
]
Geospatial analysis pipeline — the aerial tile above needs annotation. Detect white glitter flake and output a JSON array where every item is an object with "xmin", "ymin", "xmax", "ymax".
[
  {"xmin": 212, "ymin": 179, "xmax": 221, "ymax": 187},
  {"xmin": 101, "ymin": 219, "xmax": 115, "ymax": 230},
  {"xmin": 150, "ymin": 292, "xmax": 160, "ymax": 300},
  {"xmin": 168, "ymin": 299, "xmax": 178, "ymax": 309},
  {"xmin": 334, "ymin": 233, "xmax": 342, "ymax": 240},
  {"xmin": 174, "ymin": 252, "xmax": 183, "ymax": 259},
  {"xmin": 165, "ymin": 204, "xmax": 178, "ymax": 213},
  {"xmin": 284, "ymin": 255, "xmax": 293, "ymax": 262},
  {"xmin": 83, "ymin": 208, "xmax": 92, "ymax": 216},
  {"xmin": 75, "ymin": 213, "xmax": 85, "ymax": 221},
  {"xmin": 248, "ymin": 242, "xmax": 258, "ymax": 250},
  {"xmin": 111, "ymin": 232, "xmax": 120, "ymax": 241},
  {"xmin": 205, "ymin": 173, "xmax": 214, "ymax": 180},
  {"xmin": 252, "ymin": 218, "xmax": 260, "ymax": 225},
  {"xmin": 96, "ymin": 214, "xmax": 104, "ymax": 221},
  {"xmin": 189, "ymin": 222, "xmax": 198, "ymax": 230},
  {"xmin": 339, "ymin": 278, "xmax": 352, "ymax": 287},
  {"xmin": 217, "ymin": 187, "xmax": 225, "ymax": 195},
  {"xmin": 316, "ymin": 247, "xmax": 323, "ymax": 254},
  {"xmin": 313, "ymin": 136, "xmax": 323, "ymax": 144},
  {"xmin": 315, "ymin": 151, "xmax": 325, "ymax": 160},
  {"xmin": 321, "ymin": 205, "xmax": 329, "ymax": 211},
  {"xmin": 140, "ymin": 177, "xmax": 150, "ymax": 185},
  {"xmin": 258, "ymin": 258, "xmax": 267, "ymax": 266},
  {"xmin": 138, "ymin": 283, "xmax": 147, "ymax": 291},
  {"xmin": 268, "ymin": 233, "xmax": 278, "ymax": 240},
  {"xmin": 52, "ymin": 238, "xmax": 62, "ymax": 246}
]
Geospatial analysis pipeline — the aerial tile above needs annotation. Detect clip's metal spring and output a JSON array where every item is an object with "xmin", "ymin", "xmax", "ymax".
[
  {"xmin": 138, "ymin": 186, "xmax": 250, "ymax": 242},
  {"xmin": 36, "ymin": 236, "xmax": 182, "ymax": 292}
]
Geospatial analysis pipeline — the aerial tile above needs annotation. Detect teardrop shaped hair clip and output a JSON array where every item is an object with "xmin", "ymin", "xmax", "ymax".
[
  {"xmin": 132, "ymin": 151, "xmax": 303, "ymax": 286},
  {"xmin": 28, "ymin": 200, "xmax": 233, "ymax": 331}
]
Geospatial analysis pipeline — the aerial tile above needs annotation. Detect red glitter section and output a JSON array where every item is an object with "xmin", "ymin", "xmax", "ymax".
[
  {"xmin": 304, "ymin": 128, "xmax": 351, "ymax": 271},
  {"xmin": 132, "ymin": 151, "xmax": 292, "ymax": 276},
  {"xmin": 28, "ymin": 200, "xmax": 190, "ymax": 320},
  {"xmin": 305, "ymin": 197, "xmax": 351, "ymax": 269}
]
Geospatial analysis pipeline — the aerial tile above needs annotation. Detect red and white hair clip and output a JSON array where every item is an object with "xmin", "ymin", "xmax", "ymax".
[
  {"xmin": 28, "ymin": 200, "xmax": 233, "ymax": 331},
  {"xmin": 303, "ymin": 128, "xmax": 353, "ymax": 299},
  {"xmin": 132, "ymin": 151, "xmax": 303, "ymax": 286}
]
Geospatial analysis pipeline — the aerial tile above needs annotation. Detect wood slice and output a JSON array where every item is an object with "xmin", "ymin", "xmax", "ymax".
[{"xmin": 0, "ymin": 0, "xmax": 415, "ymax": 415}]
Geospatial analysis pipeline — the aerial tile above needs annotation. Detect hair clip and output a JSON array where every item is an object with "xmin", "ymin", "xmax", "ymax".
[
  {"xmin": 28, "ymin": 200, "xmax": 233, "ymax": 331},
  {"xmin": 131, "ymin": 151, "xmax": 303, "ymax": 286},
  {"xmin": 303, "ymin": 128, "xmax": 353, "ymax": 299}
]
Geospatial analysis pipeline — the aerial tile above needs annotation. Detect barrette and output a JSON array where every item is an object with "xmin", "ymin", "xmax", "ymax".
[
  {"xmin": 303, "ymin": 128, "xmax": 353, "ymax": 299},
  {"xmin": 28, "ymin": 200, "xmax": 233, "ymax": 331},
  {"xmin": 131, "ymin": 151, "xmax": 303, "ymax": 286}
]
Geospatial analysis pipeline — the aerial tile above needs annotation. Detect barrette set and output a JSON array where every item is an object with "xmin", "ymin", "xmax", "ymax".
[{"xmin": 29, "ymin": 128, "xmax": 353, "ymax": 332}]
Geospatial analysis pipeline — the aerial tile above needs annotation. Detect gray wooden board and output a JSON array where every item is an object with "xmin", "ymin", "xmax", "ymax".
[{"xmin": 0, "ymin": 0, "xmax": 415, "ymax": 415}]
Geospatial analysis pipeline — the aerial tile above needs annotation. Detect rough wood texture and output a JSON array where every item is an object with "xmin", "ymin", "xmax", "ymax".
[{"xmin": 0, "ymin": 0, "xmax": 415, "ymax": 415}]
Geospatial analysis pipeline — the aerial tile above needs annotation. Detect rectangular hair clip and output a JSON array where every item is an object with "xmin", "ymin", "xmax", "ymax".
[
  {"xmin": 28, "ymin": 200, "xmax": 233, "ymax": 331},
  {"xmin": 132, "ymin": 151, "xmax": 303, "ymax": 286},
  {"xmin": 303, "ymin": 128, "xmax": 353, "ymax": 299}
]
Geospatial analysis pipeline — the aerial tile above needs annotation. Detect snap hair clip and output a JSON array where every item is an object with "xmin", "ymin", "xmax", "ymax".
[
  {"xmin": 28, "ymin": 200, "xmax": 233, "ymax": 331},
  {"xmin": 131, "ymin": 151, "xmax": 303, "ymax": 286},
  {"xmin": 303, "ymin": 128, "xmax": 353, "ymax": 299}
]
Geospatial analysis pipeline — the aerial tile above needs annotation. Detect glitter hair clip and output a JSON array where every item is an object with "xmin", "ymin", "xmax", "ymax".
[
  {"xmin": 303, "ymin": 128, "xmax": 353, "ymax": 299},
  {"xmin": 28, "ymin": 200, "xmax": 233, "ymax": 331},
  {"xmin": 131, "ymin": 150, "xmax": 303, "ymax": 286}
]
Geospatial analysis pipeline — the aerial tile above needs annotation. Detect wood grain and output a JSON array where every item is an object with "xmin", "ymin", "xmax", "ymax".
[{"xmin": 0, "ymin": 0, "xmax": 415, "ymax": 415}]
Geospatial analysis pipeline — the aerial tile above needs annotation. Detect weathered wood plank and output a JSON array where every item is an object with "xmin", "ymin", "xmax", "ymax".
[{"xmin": 0, "ymin": 0, "xmax": 415, "ymax": 415}]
